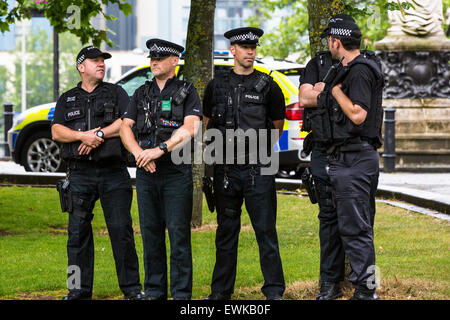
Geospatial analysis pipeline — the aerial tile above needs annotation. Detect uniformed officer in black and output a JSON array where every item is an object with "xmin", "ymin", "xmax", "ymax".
[
  {"xmin": 52, "ymin": 46, "xmax": 144, "ymax": 300},
  {"xmin": 311, "ymin": 15, "xmax": 383, "ymax": 300},
  {"xmin": 203, "ymin": 27, "xmax": 286, "ymax": 300},
  {"xmin": 298, "ymin": 15, "xmax": 358, "ymax": 300},
  {"xmin": 120, "ymin": 39, "xmax": 202, "ymax": 300}
]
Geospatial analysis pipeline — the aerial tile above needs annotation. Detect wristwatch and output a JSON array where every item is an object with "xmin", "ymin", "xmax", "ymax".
[
  {"xmin": 96, "ymin": 130, "xmax": 104, "ymax": 139},
  {"xmin": 159, "ymin": 142, "xmax": 168, "ymax": 154}
]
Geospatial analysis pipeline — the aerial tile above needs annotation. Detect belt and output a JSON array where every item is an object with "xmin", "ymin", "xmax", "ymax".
[
  {"xmin": 339, "ymin": 141, "xmax": 373, "ymax": 152},
  {"xmin": 68, "ymin": 159, "xmax": 125, "ymax": 170}
]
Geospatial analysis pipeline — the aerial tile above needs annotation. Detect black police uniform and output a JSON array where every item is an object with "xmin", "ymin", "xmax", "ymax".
[
  {"xmin": 123, "ymin": 39, "xmax": 202, "ymax": 300},
  {"xmin": 300, "ymin": 52, "xmax": 346, "ymax": 294},
  {"xmin": 52, "ymin": 47, "xmax": 142, "ymax": 299},
  {"xmin": 320, "ymin": 17, "xmax": 384, "ymax": 298},
  {"xmin": 203, "ymin": 27, "xmax": 286, "ymax": 300}
]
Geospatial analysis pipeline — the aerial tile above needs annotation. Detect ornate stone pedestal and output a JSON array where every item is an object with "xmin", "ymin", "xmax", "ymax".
[{"xmin": 375, "ymin": 0, "xmax": 450, "ymax": 170}]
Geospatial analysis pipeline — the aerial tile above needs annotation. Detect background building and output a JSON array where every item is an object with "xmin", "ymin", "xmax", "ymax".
[{"xmin": 0, "ymin": 0, "xmax": 267, "ymax": 103}]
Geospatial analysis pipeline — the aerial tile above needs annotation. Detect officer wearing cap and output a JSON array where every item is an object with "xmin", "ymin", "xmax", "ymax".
[
  {"xmin": 298, "ymin": 14, "xmax": 356, "ymax": 300},
  {"xmin": 202, "ymin": 27, "xmax": 286, "ymax": 300},
  {"xmin": 120, "ymin": 38, "xmax": 202, "ymax": 300},
  {"xmin": 304, "ymin": 14, "xmax": 383, "ymax": 300},
  {"xmin": 51, "ymin": 46, "xmax": 144, "ymax": 300}
]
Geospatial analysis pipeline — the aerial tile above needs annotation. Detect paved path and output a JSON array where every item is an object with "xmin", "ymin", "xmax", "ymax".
[{"xmin": 1, "ymin": 160, "xmax": 449, "ymax": 215}]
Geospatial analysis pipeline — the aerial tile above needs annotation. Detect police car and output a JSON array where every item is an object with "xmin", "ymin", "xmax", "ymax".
[{"xmin": 8, "ymin": 52, "xmax": 309, "ymax": 174}]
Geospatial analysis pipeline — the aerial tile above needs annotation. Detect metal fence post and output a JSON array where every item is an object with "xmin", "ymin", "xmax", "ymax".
[
  {"xmin": 383, "ymin": 106, "xmax": 396, "ymax": 173},
  {"xmin": 3, "ymin": 102, "xmax": 14, "ymax": 157}
]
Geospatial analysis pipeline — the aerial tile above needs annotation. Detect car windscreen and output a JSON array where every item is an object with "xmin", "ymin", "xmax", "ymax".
[{"xmin": 117, "ymin": 67, "xmax": 154, "ymax": 96}]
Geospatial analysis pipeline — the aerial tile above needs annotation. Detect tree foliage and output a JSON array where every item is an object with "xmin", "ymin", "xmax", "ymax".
[
  {"xmin": 5, "ymin": 29, "xmax": 81, "ymax": 112},
  {"xmin": 0, "ymin": 0, "xmax": 133, "ymax": 47},
  {"xmin": 247, "ymin": 0, "xmax": 443, "ymax": 62}
]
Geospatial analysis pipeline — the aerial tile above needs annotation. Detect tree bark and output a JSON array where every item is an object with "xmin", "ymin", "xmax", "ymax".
[
  {"xmin": 307, "ymin": 0, "xmax": 344, "ymax": 57},
  {"xmin": 183, "ymin": 0, "xmax": 216, "ymax": 227}
]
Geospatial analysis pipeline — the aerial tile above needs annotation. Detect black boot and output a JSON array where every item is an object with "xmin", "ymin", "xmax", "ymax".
[
  {"xmin": 350, "ymin": 289, "xmax": 378, "ymax": 300},
  {"xmin": 203, "ymin": 293, "xmax": 231, "ymax": 300},
  {"xmin": 62, "ymin": 291, "xmax": 92, "ymax": 300},
  {"xmin": 316, "ymin": 282, "xmax": 343, "ymax": 300},
  {"xmin": 124, "ymin": 291, "xmax": 148, "ymax": 300}
]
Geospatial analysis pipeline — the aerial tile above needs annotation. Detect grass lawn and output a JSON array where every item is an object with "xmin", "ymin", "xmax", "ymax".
[{"xmin": 0, "ymin": 186, "xmax": 448, "ymax": 300}]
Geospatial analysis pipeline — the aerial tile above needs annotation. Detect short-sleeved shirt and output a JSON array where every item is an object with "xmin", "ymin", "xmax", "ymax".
[
  {"xmin": 52, "ymin": 81, "xmax": 130, "ymax": 126},
  {"xmin": 124, "ymin": 76, "xmax": 202, "ymax": 122},
  {"xmin": 202, "ymin": 69, "xmax": 286, "ymax": 121},
  {"xmin": 299, "ymin": 53, "xmax": 338, "ymax": 87},
  {"xmin": 341, "ymin": 61, "xmax": 376, "ymax": 112},
  {"xmin": 299, "ymin": 57, "xmax": 321, "ymax": 87}
]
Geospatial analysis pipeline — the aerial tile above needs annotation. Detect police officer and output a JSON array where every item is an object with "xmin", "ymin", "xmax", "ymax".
[
  {"xmin": 298, "ymin": 15, "xmax": 357, "ymax": 301},
  {"xmin": 51, "ymin": 46, "xmax": 144, "ymax": 300},
  {"xmin": 312, "ymin": 15, "xmax": 384, "ymax": 300},
  {"xmin": 120, "ymin": 39, "xmax": 202, "ymax": 300},
  {"xmin": 203, "ymin": 27, "xmax": 286, "ymax": 300}
]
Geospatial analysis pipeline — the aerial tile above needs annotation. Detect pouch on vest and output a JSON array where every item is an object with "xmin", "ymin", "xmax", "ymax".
[
  {"xmin": 254, "ymin": 73, "xmax": 270, "ymax": 93},
  {"xmin": 171, "ymin": 84, "xmax": 185, "ymax": 121},
  {"xmin": 311, "ymin": 92, "xmax": 333, "ymax": 144},
  {"xmin": 136, "ymin": 106, "xmax": 147, "ymax": 132},
  {"xmin": 212, "ymin": 103, "xmax": 226, "ymax": 126},
  {"xmin": 103, "ymin": 102, "xmax": 116, "ymax": 123}
]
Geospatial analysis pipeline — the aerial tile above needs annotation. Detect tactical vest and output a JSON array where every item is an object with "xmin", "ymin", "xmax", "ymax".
[
  {"xmin": 135, "ymin": 78, "xmax": 189, "ymax": 152},
  {"xmin": 60, "ymin": 82, "xmax": 124, "ymax": 162},
  {"xmin": 210, "ymin": 69, "xmax": 272, "ymax": 131},
  {"xmin": 330, "ymin": 53, "xmax": 384, "ymax": 148},
  {"xmin": 208, "ymin": 69, "xmax": 273, "ymax": 162},
  {"xmin": 301, "ymin": 51, "xmax": 335, "ymax": 135}
]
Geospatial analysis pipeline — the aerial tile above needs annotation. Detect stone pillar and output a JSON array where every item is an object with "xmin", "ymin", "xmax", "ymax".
[{"xmin": 375, "ymin": 0, "xmax": 450, "ymax": 169}]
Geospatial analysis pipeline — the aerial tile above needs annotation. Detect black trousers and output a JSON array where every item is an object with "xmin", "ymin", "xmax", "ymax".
[
  {"xmin": 310, "ymin": 148, "xmax": 345, "ymax": 283},
  {"xmin": 211, "ymin": 164, "xmax": 285, "ymax": 297},
  {"xmin": 67, "ymin": 165, "xmax": 141, "ymax": 296},
  {"xmin": 328, "ymin": 145, "xmax": 379, "ymax": 291},
  {"xmin": 135, "ymin": 163, "xmax": 193, "ymax": 299}
]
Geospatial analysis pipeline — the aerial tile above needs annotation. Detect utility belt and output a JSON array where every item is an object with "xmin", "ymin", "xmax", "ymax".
[
  {"xmin": 67, "ymin": 159, "xmax": 125, "ymax": 170},
  {"xmin": 327, "ymin": 138, "xmax": 375, "ymax": 160}
]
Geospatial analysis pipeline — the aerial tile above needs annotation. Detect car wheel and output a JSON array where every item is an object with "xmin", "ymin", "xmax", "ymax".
[{"xmin": 21, "ymin": 131, "xmax": 64, "ymax": 172}]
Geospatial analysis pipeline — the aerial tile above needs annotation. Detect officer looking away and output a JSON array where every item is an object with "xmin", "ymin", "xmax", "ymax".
[
  {"xmin": 298, "ymin": 15, "xmax": 357, "ymax": 300},
  {"xmin": 51, "ymin": 46, "xmax": 144, "ymax": 300},
  {"xmin": 312, "ymin": 15, "xmax": 384, "ymax": 300},
  {"xmin": 202, "ymin": 27, "xmax": 286, "ymax": 300},
  {"xmin": 120, "ymin": 39, "xmax": 202, "ymax": 300}
]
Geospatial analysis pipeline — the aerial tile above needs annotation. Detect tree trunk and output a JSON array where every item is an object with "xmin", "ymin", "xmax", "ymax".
[
  {"xmin": 307, "ymin": 0, "xmax": 344, "ymax": 57},
  {"xmin": 183, "ymin": 0, "xmax": 216, "ymax": 227}
]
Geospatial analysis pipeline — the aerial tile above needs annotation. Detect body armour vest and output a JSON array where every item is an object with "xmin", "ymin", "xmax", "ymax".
[
  {"xmin": 135, "ymin": 78, "xmax": 190, "ymax": 154},
  {"xmin": 208, "ymin": 69, "xmax": 273, "ymax": 163},
  {"xmin": 209, "ymin": 69, "xmax": 272, "ymax": 132},
  {"xmin": 60, "ymin": 82, "xmax": 124, "ymax": 162},
  {"xmin": 301, "ymin": 51, "xmax": 335, "ymax": 134},
  {"xmin": 330, "ymin": 52, "xmax": 384, "ymax": 148}
]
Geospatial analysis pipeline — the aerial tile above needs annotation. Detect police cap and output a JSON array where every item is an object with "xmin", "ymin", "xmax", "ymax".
[
  {"xmin": 146, "ymin": 38, "xmax": 184, "ymax": 58},
  {"xmin": 76, "ymin": 46, "xmax": 111, "ymax": 67},
  {"xmin": 224, "ymin": 27, "xmax": 264, "ymax": 46},
  {"xmin": 320, "ymin": 13, "xmax": 361, "ymax": 40}
]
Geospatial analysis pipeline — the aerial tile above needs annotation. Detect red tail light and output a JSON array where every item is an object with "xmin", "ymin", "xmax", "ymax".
[{"xmin": 285, "ymin": 102, "xmax": 303, "ymax": 120}]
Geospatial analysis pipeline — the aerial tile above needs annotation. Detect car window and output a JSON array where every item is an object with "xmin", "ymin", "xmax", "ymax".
[{"xmin": 117, "ymin": 67, "xmax": 154, "ymax": 96}]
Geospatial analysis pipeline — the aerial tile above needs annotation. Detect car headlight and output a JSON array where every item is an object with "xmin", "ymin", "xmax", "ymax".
[{"xmin": 12, "ymin": 112, "xmax": 27, "ymax": 129}]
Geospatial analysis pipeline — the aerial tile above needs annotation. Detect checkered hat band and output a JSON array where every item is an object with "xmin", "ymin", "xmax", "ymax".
[
  {"xmin": 77, "ymin": 55, "xmax": 85, "ymax": 66},
  {"xmin": 150, "ymin": 44, "xmax": 180, "ymax": 55},
  {"xmin": 230, "ymin": 32, "xmax": 259, "ymax": 43},
  {"xmin": 330, "ymin": 27, "xmax": 353, "ymax": 37}
]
